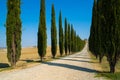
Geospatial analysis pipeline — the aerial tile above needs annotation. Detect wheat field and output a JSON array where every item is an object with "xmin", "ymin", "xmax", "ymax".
[{"xmin": 0, "ymin": 46, "xmax": 61, "ymax": 69}]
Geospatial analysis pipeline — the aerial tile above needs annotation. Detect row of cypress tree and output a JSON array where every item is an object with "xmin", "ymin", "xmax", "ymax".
[
  {"xmin": 89, "ymin": 0, "xmax": 120, "ymax": 73},
  {"xmin": 6, "ymin": 0, "xmax": 85, "ymax": 67},
  {"xmin": 38, "ymin": 0, "xmax": 85, "ymax": 60}
]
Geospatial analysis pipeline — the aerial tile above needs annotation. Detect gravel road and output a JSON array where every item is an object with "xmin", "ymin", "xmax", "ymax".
[{"xmin": 0, "ymin": 43, "xmax": 103, "ymax": 80}]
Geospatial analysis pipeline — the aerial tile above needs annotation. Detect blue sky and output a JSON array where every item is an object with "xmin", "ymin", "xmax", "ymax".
[{"xmin": 0, "ymin": 0, "xmax": 94, "ymax": 47}]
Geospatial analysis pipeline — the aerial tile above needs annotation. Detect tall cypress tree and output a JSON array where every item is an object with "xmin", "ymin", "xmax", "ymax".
[
  {"xmin": 38, "ymin": 0, "xmax": 47, "ymax": 62},
  {"xmin": 103, "ymin": 0, "xmax": 120, "ymax": 73},
  {"xmin": 6, "ymin": 0, "xmax": 22, "ymax": 67},
  {"xmin": 64, "ymin": 18, "xmax": 68, "ymax": 55},
  {"xmin": 89, "ymin": 0, "xmax": 120, "ymax": 73},
  {"xmin": 97, "ymin": 0, "xmax": 105, "ymax": 63},
  {"xmin": 68, "ymin": 23, "xmax": 71, "ymax": 54},
  {"xmin": 51, "ymin": 4, "xmax": 57, "ymax": 58},
  {"xmin": 71, "ymin": 25, "xmax": 74, "ymax": 53},
  {"xmin": 59, "ymin": 11, "xmax": 64, "ymax": 56},
  {"xmin": 89, "ymin": 0, "xmax": 98, "ymax": 58},
  {"xmin": 74, "ymin": 31, "xmax": 77, "ymax": 52}
]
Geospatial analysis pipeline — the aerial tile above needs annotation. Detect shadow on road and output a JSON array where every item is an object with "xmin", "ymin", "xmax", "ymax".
[
  {"xmin": 72, "ymin": 56, "xmax": 92, "ymax": 60},
  {"xmin": 0, "ymin": 63, "xmax": 9, "ymax": 68},
  {"xmin": 61, "ymin": 59, "xmax": 98, "ymax": 63},
  {"xmin": 21, "ymin": 60, "xmax": 34, "ymax": 63},
  {"xmin": 42, "ymin": 62, "xmax": 100, "ymax": 73},
  {"xmin": 20, "ymin": 59, "xmax": 42, "ymax": 63}
]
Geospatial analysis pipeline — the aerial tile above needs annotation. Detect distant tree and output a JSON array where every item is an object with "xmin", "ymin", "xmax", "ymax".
[
  {"xmin": 51, "ymin": 4, "xmax": 57, "ymax": 58},
  {"xmin": 73, "ymin": 31, "xmax": 77, "ymax": 52},
  {"xmin": 68, "ymin": 23, "xmax": 71, "ymax": 54},
  {"xmin": 59, "ymin": 11, "xmax": 64, "ymax": 56},
  {"xmin": 64, "ymin": 18, "xmax": 68, "ymax": 55},
  {"xmin": 71, "ymin": 25, "xmax": 74, "ymax": 53},
  {"xmin": 70, "ymin": 24, "xmax": 85, "ymax": 53},
  {"xmin": 38, "ymin": 0, "xmax": 47, "ymax": 62},
  {"xmin": 76, "ymin": 35, "xmax": 79, "ymax": 51},
  {"xmin": 6, "ymin": 0, "xmax": 22, "ymax": 67}
]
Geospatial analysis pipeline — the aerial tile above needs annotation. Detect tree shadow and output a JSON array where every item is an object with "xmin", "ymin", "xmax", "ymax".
[
  {"xmin": 42, "ymin": 62, "xmax": 100, "ymax": 73},
  {"xmin": 72, "ymin": 56, "xmax": 92, "ymax": 60},
  {"xmin": 99, "ymin": 71, "xmax": 110, "ymax": 73},
  {"xmin": 0, "ymin": 63, "xmax": 9, "ymax": 68},
  {"xmin": 61, "ymin": 59, "xmax": 98, "ymax": 63},
  {"xmin": 21, "ymin": 59, "xmax": 35, "ymax": 63},
  {"xmin": 20, "ymin": 59, "xmax": 41, "ymax": 63}
]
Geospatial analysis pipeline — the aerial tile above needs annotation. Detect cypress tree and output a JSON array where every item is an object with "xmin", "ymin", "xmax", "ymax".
[
  {"xmin": 76, "ymin": 35, "xmax": 80, "ymax": 52},
  {"xmin": 38, "ymin": 0, "xmax": 47, "ymax": 62},
  {"xmin": 103, "ymin": 0, "xmax": 120, "ymax": 73},
  {"xmin": 6, "ymin": 0, "xmax": 22, "ymax": 67},
  {"xmin": 70, "ymin": 25, "xmax": 85, "ymax": 53},
  {"xmin": 51, "ymin": 4, "xmax": 57, "ymax": 58},
  {"xmin": 59, "ymin": 11, "xmax": 64, "ymax": 56},
  {"xmin": 97, "ymin": 0, "xmax": 105, "ymax": 63},
  {"xmin": 68, "ymin": 23, "xmax": 71, "ymax": 54},
  {"xmin": 89, "ymin": 0, "xmax": 120, "ymax": 73},
  {"xmin": 74, "ymin": 31, "xmax": 77, "ymax": 52},
  {"xmin": 89, "ymin": 0, "xmax": 98, "ymax": 58},
  {"xmin": 64, "ymin": 18, "xmax": 68, "ymax": 55},
  {"xmin": 71, "ymin": 25, "xmax": 74, "ymax": 53}
]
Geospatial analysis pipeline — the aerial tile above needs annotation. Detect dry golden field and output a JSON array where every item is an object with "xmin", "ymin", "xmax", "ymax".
[{"xmin": 0, "ymin": 46, "xmax": 61, "ymax": 70}]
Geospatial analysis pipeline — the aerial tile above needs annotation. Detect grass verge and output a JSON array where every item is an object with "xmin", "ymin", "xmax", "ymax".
[
  {"xmin": 0, "ymin": 53, "xmax": 69, "ymax": 72},
  {"xmin": 89, "ymin": 51, "xmax": 120, "ymax": 80}
]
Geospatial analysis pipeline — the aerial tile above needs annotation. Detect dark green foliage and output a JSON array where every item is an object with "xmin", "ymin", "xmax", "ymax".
[
  {"xmin": 97, "ymin": 0, "xmax": 105, "ymax": 63},
  {"xmin": 38, "ymin": 0, "xmax": 47, "ymax": 62},
  {"xmin": 70, "ymin": 25, "xmax": 85, "ymax": 53},
  {"xmin": 59, "ymin": 11, "xmax": 64, "ymax": 56},
  {"xmin": 89, "ymin": 0, "xmax": 120, "ymax": 73},
  {"xmin": 51, "ymin": 4, "xmax": 57, "ymax": 58},
  {"xmin": 71, "ymin": 25, "xmax": 74, "ymax": 53},
  {"xmin": 76, "ymin": 35, "xmax": 85, "ymax": 51},
  {"xmin": 89, "ymin": 0, "xmax": 98, "ymax": 59},
  {"xmin": 89, "ymin": 0, "xmax": 104, "ymax": 63},
  {"xmin": 68, "ymin": 23, "xmax": 71, "ymax": 54},
  {"xmin": 64, "ymin": 18, "xmax": 68, "ymax": 55},
  {"xmin": 98, "ymin": 72, "xmax": 120, "ymax": 80},
  {"xmin": 103, "ymin": 0, "xmax": 120, "ymax": 73},
  {"xmin": 6, "ymin": 0, "xmax": 22, "ymax": 67},
  {"xmin": 73, "ymin": 31, "xmax": 77, "ymax": 52}
]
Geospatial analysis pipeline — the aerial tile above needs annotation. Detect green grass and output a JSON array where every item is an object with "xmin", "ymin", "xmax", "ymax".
[
  {"xmin": 0, "ymin": 67, "xmax": 13, "ymax": 72},
  {"xmin": 97, "ymin": 72, "xmax": 120, "ymax": 80}
]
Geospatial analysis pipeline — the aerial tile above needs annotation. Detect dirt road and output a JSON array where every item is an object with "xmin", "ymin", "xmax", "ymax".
[{"xmin": 0, "ymin": 43, "xmax": 103, "ymax": 80}]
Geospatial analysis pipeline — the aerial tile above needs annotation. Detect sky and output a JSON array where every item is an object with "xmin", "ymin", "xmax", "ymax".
[{"xmin": 0, "ymin": 0, "xmax": 94, "ymax": 47}]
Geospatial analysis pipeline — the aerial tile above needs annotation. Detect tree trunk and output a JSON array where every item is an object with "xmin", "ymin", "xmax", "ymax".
[
  {"xmin": 69, "ymin": 50, "xmax": 71, "ymax": 55},
  {"xmin": 110, "ymin": 62, "xmax": 115, "ymax": 73},
  {"xmin": 12, "ymin": 34, "xmax": 16, "ymax": 68},
  {"xmin": 95, "ymin": 55, "xmax": 98, "ymax": 59},
  {"xmin": 53, "ymin": 56, "xmax": 55, "ymax": 59},
  {"xmin": 60, "ymin": 54, "xmax": 62, "ymax": 57},
  {"xmin": 41, "ymin": 56, "xmax": 43, "ymax": 62},
  {"xmin": 65, "ymin": 53, "xmax": 67, "ymax": 56},
  {"xmin": 99, "ymin": 56, "xmax": 102, "ymax": 63}
]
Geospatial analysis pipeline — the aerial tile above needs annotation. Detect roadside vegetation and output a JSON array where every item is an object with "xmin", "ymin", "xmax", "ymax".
[
  {"xmin": 89, "ymin": 0, "xmax": 120, "ymax": 73},
  {"xmin": 89, "ymin": 51, "xmax": 120, "ymax": 80}
]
